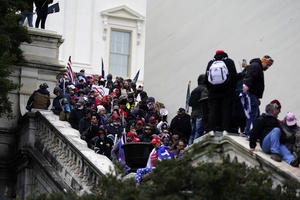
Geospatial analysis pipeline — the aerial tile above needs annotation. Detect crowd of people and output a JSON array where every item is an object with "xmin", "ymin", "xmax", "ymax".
[{"xmin": 26, "ymin": 50, "xmax": 300, "ymax": 184}]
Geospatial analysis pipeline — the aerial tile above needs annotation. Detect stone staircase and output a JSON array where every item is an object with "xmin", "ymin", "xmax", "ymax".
[{"xmin": 16, "ymin": 110, "xmax": 114, "ymax": 199}]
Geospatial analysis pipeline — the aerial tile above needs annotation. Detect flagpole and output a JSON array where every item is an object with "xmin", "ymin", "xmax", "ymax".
[{"xmin": 185, "ymin": 80, "xmax": 191, "ymax": 113}]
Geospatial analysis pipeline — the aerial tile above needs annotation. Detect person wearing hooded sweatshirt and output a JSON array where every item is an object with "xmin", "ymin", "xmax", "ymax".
[
  {"xmin": 188, "ymin": 74, "xmax": 208, "ymax": 144},
  {"xmin": 51, "ymin": 87, "xmax": 65, "ymax": 115},
  {"xmin": 243, "ymin": 55, "xmax": 274, "ymax": 137},
  {"xmin": 26, "ymin": 83, "xmax": 50, "ymax": 111},
  {"xmin": 205, "ymin": 50, "xmax": 237, "ymax": 133}
]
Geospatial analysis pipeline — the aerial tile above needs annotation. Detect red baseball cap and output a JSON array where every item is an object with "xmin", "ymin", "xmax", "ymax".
[
  {"xmin": 112, "ymin": 114, "xmax": 120, "ymax": 120},
  {"xmin": 136, "ymin": 120, "xmax": 143, "ymax": 125},
  {"xmin": 149, "ymin": 116, "xmax": 156, "ymax": 121},
  {"xmin": 126, "ymin": 132, "xmax": 135, "ymax": 137},
  {"xmin": 151, "ymin": 137, "xmax": 162, "ymax": 144}
]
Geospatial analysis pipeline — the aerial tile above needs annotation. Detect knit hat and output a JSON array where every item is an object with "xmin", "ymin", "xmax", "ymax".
[
  {"xmin": 270, "ymin": 99, "xmax": 281, "ymax": 110},
  {"xmin": 285, "ymin": 112, "xmax": 297, "ymax": 126},
  {"xmin": 215, "ymin": 50, "xmax": 225, "ymax": 54},
  {"xmin": 261, "ymin": 55, "xmax": 274, "ymax": 65}
]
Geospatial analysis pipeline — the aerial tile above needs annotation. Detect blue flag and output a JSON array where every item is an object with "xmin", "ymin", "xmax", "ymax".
[
  {"xmin": 133, "ymin": 69, "xmax": 140, "ymax": 83},
  {"xmin": 101, "ymin": 58, "xmax": 105, "ymax": 79}
]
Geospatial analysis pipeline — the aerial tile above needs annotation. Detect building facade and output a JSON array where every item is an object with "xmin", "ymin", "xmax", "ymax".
[
  {"xmin": 43, "ymin": 0, "xmax": 146, "ymax": 83},
  {"xmin": 144, "ymin": 0, "xmax": 300, "ymax": 119}
]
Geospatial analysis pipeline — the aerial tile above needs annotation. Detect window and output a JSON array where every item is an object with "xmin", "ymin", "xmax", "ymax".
[{"xmin": 109, "ymin": 30, "xmax": 131, "ymax": 77}]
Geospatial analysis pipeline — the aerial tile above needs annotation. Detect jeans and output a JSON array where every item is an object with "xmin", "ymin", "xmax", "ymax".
[
  {"xmin": 19, "ymin": 12, "xmax": 33, "ymax": 27},
  {"xmin": 262, "ymin": 127, "xmax": 295, "ymax": 164},
  {"xmin": 189, "ymin": 115, "xmax": 204, "ymax": 145},
  {"xmin": 245, "ymin": 93, "xmax": 259, "ymax": 136}
]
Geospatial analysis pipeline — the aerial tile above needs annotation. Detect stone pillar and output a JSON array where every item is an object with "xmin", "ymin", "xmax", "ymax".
[{"xmin": 0, "ymin": 28, "xmax": 65, "ymax": 199}]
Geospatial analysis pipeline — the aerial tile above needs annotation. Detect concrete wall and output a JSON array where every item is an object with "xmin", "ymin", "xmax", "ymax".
[
  {"xmin": 144, "ymin": 0, "xmax": 300, "ymax": 120},
  {"xmin": 40, "ymin": 0, "xmax": 147, "ymax": 83}
]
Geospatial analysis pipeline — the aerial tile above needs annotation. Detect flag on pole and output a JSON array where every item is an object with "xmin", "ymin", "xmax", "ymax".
[
  {"xmin": 185, "ymin": 81, "xmax": 191, "ymax": 113},
  {"xmin": 48, "ymin": 2, "xmax": 60, "ymax": 14},
  {"xmin": 133, "ymin": 69, "xmax": 140, "ymax": 83},
  {"xmin": 101, "ymin": 58, "xmax": 105, "ymax": 79},
  {"xmin": 66, "ymin": 56, "xmax": 75, "ymax": 83}
]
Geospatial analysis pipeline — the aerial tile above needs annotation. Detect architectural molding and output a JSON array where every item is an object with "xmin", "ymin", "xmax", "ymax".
[{"xmin": 101, "ymin": 5, "xmax": 144, "ymax": 45}]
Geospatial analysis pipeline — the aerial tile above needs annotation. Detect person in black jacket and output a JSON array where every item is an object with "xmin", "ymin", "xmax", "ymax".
[
  {"xmin": 243, "ymin": 55, "xmax": 273, "ymax": 137},
  {"xmin": 51, "ymin": 87, "xmax": 64, "ymax": 115},
  {"xmin": 188, "ymin": 74, "xmax": 208, "ymax": 144},
  {"xmin": 69, "ymin": 99, "xmax": 85, "ymax": 130},
  {"xmin": 35, "ymin": 0, "xmax": 53, "ymax": 29},
  {"xmin": 169, "ymin": 108, "xmax": 191, "ymax": 142},
  {"xmin": 249, "ymin": 103, "xmax": 299, "ymax": 167},
  {"xmin": 205, "ymin": 50, "xmax": 237, "ymax": 133}
]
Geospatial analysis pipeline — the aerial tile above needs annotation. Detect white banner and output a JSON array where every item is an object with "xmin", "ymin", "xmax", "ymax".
[{"xmin": 92, "ymin": 85, "xmax": 109, "ymax": 97}]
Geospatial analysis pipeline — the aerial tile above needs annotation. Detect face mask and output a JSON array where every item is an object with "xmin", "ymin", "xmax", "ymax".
[{"xmin": 113, "ymin": 122, "xmax": 121, "ymax": 126}]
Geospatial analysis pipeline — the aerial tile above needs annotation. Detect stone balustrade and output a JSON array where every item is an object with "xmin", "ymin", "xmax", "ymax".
[
  {"xmin": 18, "ymin": 110, "xmax": 115, "ymax": 196},
  {"xmin": 188, "ymin": 132, "xmax": 300, "ymax": 186}
]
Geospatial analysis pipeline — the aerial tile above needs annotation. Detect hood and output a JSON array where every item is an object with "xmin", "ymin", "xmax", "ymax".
[
  {"xmin": 214, "ymin": 52, "xmax": 228, "ymax": 60},
  {"xmin": 249, "ymin": 58, "xmax": 262, "ymax": 65},
  {"xmin": 197, "ymin": 74, "xmax": 206, "ymax": 85},
  {"xmin": 37, "ymin": 88, "xmax": 49, "ymax": 94}
]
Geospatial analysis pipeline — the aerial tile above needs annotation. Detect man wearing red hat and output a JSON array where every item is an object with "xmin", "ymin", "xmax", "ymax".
[
  {"xmin": 243, "ymin": 55, "xmax": 274, "ymax": 137},
  {"xmin": 205, "ymin": 50, "xmax": 237, "ymax": 133}
]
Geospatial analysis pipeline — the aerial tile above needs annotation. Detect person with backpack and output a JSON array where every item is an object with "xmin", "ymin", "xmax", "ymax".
[
  {"xmin": 26, "ymin": 83, "xmax": 51, "ymax": 111},
  {"xmin": 205, "ymin": 50, "xmax": 237, "ymax": 134}
]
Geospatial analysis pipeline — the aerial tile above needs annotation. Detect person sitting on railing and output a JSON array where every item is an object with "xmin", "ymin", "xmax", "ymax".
[
  {"xmin": 249, "ymin": 103, "xmax": 300, "ymax": 167},
  {"xmin": 69, "ymin": 99, "xmax": 85, "ymax": 130},
  {"xmin": 280, "ymin": 112, "xmax": 300, "ymax": 157},
  {"xmin": 26, "ymin": 83, "xmax": 50, "ymax": 111}
]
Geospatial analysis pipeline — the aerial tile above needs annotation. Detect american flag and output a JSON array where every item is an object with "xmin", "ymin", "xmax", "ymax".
[{"xmin": 66, "ymin": 56, "xmax": 74, "ymax": 83}]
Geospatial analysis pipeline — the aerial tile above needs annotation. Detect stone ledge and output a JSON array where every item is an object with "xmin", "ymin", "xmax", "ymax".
[{"xmin": 190, "ymin": 133, "xmax": 300, "ymax": 184}]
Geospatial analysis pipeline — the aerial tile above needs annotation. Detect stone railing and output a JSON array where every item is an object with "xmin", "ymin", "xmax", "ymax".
[
  {"xmin": 189, "ymin": 132, "xmax": 300, "ymax": 186},
  {"xmin": 18, "ymin": 110, "xmax": 115, "ymax": 196}
]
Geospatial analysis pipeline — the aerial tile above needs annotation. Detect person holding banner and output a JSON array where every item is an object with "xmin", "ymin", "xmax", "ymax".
[{"xmin": 35, "ymin": 0, "xmax": 53, "ymax": 29}]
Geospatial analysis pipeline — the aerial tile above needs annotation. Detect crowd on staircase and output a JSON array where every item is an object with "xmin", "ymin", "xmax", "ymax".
[{"xmin": 26, "ymin": 50, "xmax": 300, "ymax": 184}]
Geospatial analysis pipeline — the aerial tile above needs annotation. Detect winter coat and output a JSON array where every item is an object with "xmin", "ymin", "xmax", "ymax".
[
  {"xmin": 52, "ymin": 94, "xmax": 64, "ymax": 115},
  {"xmin": 243, "ymin": 58, "xmax": 265, "ymax": 98},
  {"xmin": 249, "ymin": 113, "xmax": 280, "ymax": 149},
  {"xmin": 169, "ymin": 113, "xmax": 192, "ymax": 140},
  {"xmin": 69, "ymin": 108, "xmax": 84, "ymax": 130},
  {"xmin": 27, "ymin": 88, "xmax": 50, "ymax": 109},
  {"xmin": 280, "ymin": 121, "xmax": 300, "ymax": 153},
  {"xmin": 79, "ymin": 117, "xmax": 90, "ymax": 136},
  {"xmin": 205, "ymin": 52, "xmax": 237, "ymax": 99},
  {"xmin": 189, "ymin": 75, "xmax": 208, "ymax": 118}
]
